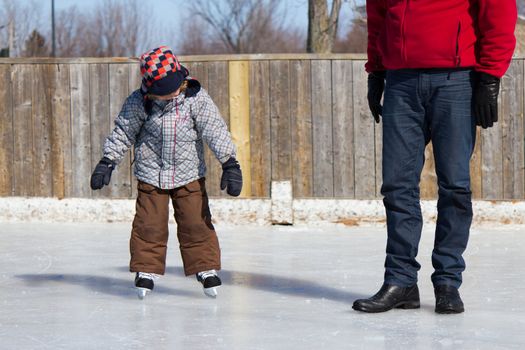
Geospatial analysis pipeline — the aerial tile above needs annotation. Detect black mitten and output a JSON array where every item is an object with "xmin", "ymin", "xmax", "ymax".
[
  {"xmin": 473, "ymin": 72, "xmax": 500, "ymax": 129},
  {"xmin": 368, "ymin": 71, "xmax": 386, "ymax": 123},
  {"xmin": 220, "ymin": 157, "xmax": 243, "ymax": 197},
  {"xmin": 90, "ymin": 157, "xmax": 115, "ymax": 190}
]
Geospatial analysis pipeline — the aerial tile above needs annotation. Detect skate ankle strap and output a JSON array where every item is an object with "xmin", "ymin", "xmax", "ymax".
[
  {"xmin": 137, "ymin": 272, "xmax": 159, "ymax": 280},
  {"xmin": 197, "ymin": 270, "xmax": 217, "ymax": 279}
]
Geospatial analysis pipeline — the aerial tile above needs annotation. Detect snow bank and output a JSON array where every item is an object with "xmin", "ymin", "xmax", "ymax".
[{"xmin": 1, "ymin": 196, "xmax": 524, "ymax": 227}]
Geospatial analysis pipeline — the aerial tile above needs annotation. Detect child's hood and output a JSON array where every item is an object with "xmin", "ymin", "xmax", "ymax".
[{"xmin": 184, "ymin": 78, "xmax": 201, "ymax": 98}]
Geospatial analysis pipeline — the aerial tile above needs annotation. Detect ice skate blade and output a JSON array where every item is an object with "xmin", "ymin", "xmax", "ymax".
[
  {"xmin": 136, "ymin": 288, "xmax": 150, "ymax": 300},
  {"xmin": 203, "ymin": 286, "xmax": 220, "ymax": 298}
]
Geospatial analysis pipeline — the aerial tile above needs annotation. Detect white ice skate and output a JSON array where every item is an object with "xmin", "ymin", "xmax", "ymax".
[
  {"xmin": 134, "ymin": 272, "xmax": 157, "ymax": 299},
  {"xmin": 196, "ymin": 270, "xmax": 222, "ymax": 298}
]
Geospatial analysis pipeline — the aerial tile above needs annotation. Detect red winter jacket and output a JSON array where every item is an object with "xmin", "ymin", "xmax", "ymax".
[{"xmin": 366, "ymin": 0, "xmax": 517, "ymax": 78}]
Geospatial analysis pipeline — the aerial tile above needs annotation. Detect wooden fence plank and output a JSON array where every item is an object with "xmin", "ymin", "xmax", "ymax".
[
  {"xmin": 128, "ymin": 63, "xmax": 142, "ymax": 93},
  {"xmin": 70, "ymin": 64, "xmax": 92, "ymax": 197},
  {"xmin": 249, "ymin": 61, "xmax": 271, "ymax": 197},
  {"xmin": 185, "ymin": 61, "xmax": 208, "ymax": 86},
  {"xmin": 332, "ymin": 60, "xmax": 354, "ymax": 198},
  {"xmin": 480, "ymin": 64, "xmax": 516, "ymax": 199},
  {"xmin": 0, "ymin": 65, "xmax": 13, "ymax": 196},
  {"xmin": 470, "ymin": 127, "xmax": 482, "ymax": 199},
  {"xmin": 501, "ymin": 60, "xmax": 524, "ymax": 199},
  {"xmin": 47, "ymin": 64, "xmax": 72, "ymax": 198},
  {"xmin": 352, "ymin": 61, "xmax": 376, "ymax": 198},
  {"xmin": 128, "ymin": 62, "xmax": 142, "ymax": 198},
  {"xmin": 12, "ymin": 64, "xmax": 34, "ymax": 196},
  {"xmin": 229, "ymin": 61, "xmax": 252, "ymax": 197},
  {"xmin": 108, "ymin": 63, "xmax": 132, "ymax": 198},
  {"xmin": 290, "ymin": 60, "xmax": 313, "ymax": 198},
  {"xmin": 270, "ymin": 60, "xmax": 292, "ymax": 181},
  {"xmin": 90, "ymin": 63, "xmax": 111, "ymax": 198},
  {"xmin": 481, "ymin": 117, "xmax": 504, "ymax": 199},
  {"xmin": 311, "ymin": 60, "xmax": 334, "ymax": 197},
  {"xmin": 207, "ymin": 61, "xmax": 229, "ymax": 197},
  {"xmin": 32, "ymin": 65, "xmax": 53, "ymax": 197}
]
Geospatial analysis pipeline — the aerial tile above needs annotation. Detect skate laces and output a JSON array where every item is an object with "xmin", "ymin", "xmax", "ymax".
[
  {"xmin": 197, "ymin": 270, "xmax": 217, "ymax": 280},
  {"xmin": 137, "ymin": 272, "xmax": 159, "ymax": 280}
]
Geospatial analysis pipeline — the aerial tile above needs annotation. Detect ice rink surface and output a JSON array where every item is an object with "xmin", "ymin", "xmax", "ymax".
[{"xmin": 1, "ymin": 222, "xmax": 524, "ymax": 350}]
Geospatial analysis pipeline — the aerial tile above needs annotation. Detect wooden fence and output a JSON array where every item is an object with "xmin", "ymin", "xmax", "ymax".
[{"xmin": 0, "ymin": 55, "xmax": 524, "ymax": 199}]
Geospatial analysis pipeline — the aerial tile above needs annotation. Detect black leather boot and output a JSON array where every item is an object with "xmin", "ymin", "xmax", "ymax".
[
  {"xmin": 434, "ymin": 285, "xmax": 464, "ymax": 314},
  {"xmin": 352, "ymin": 283, "xmax": 420, "ymax": 313}
]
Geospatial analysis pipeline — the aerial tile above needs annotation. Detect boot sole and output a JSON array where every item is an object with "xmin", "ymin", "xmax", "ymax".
[
  {"xmin": 435, "ymin": 307, "xmax": 464, "ymax": 314},
  {"xmin": 353, "ymin": 300, "xmax": 420, "ymax": 313}
]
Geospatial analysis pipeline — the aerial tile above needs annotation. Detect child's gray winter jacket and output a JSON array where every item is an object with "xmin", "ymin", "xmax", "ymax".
[{"xmin": 103, "ymin": 88, "xmax": 236, "ymax": 189}]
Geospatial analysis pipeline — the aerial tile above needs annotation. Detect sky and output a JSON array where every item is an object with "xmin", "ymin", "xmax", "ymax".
[
  {"xmin": 49, "ymin": 0, "xmax": 356, "ymax": 29},
  {"xmin": 13, "ymin": 0, "xmax": 360, "ymax": 54}
]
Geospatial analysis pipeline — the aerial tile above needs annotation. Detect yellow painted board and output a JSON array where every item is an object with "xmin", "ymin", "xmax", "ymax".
[{"xmin": 229, "ymin": 61, "xmax": 251, "ymax": 197}]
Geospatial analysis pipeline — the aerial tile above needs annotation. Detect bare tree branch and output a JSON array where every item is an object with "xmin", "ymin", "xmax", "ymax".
[
  {"xmin": 329, "ymin": 0, "xmax": 343, "ymax": 40},
  {"xmin": 334, "ymin": 1, "xmax": 367, "ymax": 53},
  {"xmin": 184, "ymin": 0, "xmax": 301, "ymax": 54},
  {"xmin": 0, "ymin": 0, "xmax": 43, "ymax": 56},
  {"xmin": 53, "ymin": 0, "xmax": 150, "ymax": 57}
]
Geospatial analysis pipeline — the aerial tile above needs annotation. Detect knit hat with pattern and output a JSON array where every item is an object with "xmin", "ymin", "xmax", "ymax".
[{"xmin": 139, "ymin": 46, "xmax": 189, "ymax": 96}]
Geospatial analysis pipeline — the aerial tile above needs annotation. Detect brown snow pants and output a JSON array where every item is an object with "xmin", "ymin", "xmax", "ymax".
[{"xmin": 129, "ymin": 178, "xmax": 220, "ymax": 276}]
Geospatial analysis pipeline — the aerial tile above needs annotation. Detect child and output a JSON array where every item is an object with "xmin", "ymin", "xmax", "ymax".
[{"xmin": 90, "ymin": 46, "xmax": 242, "ymax": 299}]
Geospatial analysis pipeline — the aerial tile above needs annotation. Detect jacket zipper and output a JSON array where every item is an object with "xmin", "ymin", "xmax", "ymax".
[
  {"xmin": 401, "ymin": 0, "xmax": 409, "ymax": 63},
  {"xmin": 455, "ymin": 21, "xmax": 461, "ymax": 67},
  {"xmin": 172, "ymin": 102, "xmax": 178, "ymax": 186}
]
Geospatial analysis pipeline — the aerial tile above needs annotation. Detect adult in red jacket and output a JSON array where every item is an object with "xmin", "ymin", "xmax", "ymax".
[{"xmin": 353, "ymin": 0, "xmax": 517, "ymax": 314}]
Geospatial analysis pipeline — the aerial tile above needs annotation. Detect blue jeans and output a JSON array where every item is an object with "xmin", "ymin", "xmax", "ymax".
[{"xmin": 382, "ymin": 69, "xmax": 476, "ymax": 289}]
